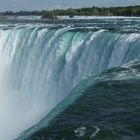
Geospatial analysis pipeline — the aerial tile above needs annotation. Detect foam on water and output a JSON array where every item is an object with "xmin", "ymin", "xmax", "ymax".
[{"xmin": 0, "ymin": 22, "xmax": 140, "ymax": 139}]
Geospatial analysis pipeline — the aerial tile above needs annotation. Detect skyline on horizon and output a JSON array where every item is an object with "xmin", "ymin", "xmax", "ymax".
[{"xmin": 0, "ymin": 0, "xmax": 140, "ymax": 11}]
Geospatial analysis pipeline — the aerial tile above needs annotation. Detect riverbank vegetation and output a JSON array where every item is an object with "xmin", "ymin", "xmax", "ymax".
[
  {"xmin": 42, "ymin": 6, "xmax": 140, "ymax": 19},
  {"xmin": 1, "ymin": 5, "xmax": 140, "ymax": 19}
]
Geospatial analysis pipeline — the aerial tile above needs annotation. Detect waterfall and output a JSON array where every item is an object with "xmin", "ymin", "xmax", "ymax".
[{"xmin": 0, "ymin": 25, "xmax": 140, "ymax": 140}]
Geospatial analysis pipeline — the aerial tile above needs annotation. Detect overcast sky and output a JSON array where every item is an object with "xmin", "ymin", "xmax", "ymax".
[{"xmin": 0, "ymin": 0, "xmax": 140, "ymax": 11}]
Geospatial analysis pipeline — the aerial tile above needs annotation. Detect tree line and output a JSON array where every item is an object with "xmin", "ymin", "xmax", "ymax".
[
  {"xmin": 1, "ymin": 6, "xmax": 140, "ymax": 19},
  {"xmin": 42, "ymin": 6, "xmax": 140, "ymax": 19}
]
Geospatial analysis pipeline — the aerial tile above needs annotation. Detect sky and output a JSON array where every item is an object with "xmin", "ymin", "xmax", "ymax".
[{"xmin": 0, "ymin": 0, "xmax": 140, "ymax": 11}]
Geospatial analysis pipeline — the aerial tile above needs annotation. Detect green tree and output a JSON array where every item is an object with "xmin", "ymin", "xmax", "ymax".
[{"xmin": 42, "ymin": 12, "xmax": 57, "ymax": 20}]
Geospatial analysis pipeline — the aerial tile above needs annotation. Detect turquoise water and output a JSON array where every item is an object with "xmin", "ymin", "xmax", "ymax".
[
  {"xmin": 18, "ymin": 60, "xmax": 140, "ymax": 140},
  {"xmin": 0, "ymin": 17, "xmax": 140, "ymax": 139}
]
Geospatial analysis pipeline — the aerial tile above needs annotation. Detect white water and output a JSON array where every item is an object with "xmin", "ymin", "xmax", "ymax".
[{"xmin": 0, "ymin": 25, "xmax": 140, "ymax": 140}]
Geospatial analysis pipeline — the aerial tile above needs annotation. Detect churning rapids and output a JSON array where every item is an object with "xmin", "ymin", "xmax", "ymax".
[{"xmin": 0, "ymin": 17, "xmax": 140, "ymax": 140}]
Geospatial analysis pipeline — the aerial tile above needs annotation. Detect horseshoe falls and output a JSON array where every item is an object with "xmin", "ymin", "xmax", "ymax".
[{"xmin": 0, "ymin": 17, "xmax": 140, "ymax": 140}]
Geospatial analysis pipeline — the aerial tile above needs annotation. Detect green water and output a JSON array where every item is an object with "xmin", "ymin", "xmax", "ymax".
[{"xmin": 21, "ymin": 62, "xmax": 140, "ymax": 140}]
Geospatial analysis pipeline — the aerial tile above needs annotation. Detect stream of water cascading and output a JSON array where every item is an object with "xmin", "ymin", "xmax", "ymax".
[{"xmin": 0, "ymin": 25, "xmax": 140, "ymax": 140}]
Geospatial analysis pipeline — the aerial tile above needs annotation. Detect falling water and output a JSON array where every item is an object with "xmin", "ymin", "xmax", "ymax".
[{"xmin": 0, "ymin": 21, "xmax": 140, "ymax": 140}]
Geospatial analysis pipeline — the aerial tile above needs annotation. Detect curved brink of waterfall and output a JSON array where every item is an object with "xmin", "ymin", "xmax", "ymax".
[
  {"xmin": 0, "ymin": 23, "xmax": 140, "ymax": 140},
  {"xmin": 19, "ymin": 60, "xmax": 140, "ymax": 140}
]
